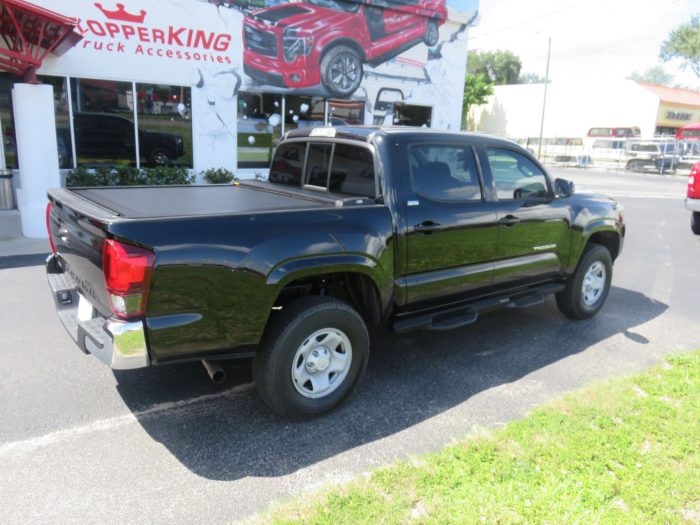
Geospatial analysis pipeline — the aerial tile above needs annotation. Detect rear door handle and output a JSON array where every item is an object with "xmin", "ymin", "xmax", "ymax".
[
  {"xmin": 499, "ymin": 215, "xmax": 520, "ymax": 226},
  {"xmin": 414, "ymin": 221, "xmax": 443, "ymax": 234}
]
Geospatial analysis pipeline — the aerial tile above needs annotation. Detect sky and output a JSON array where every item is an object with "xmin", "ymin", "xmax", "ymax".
[{"xmin": 469, "ymin": 0, "xmax": 700, "ymax": 89}]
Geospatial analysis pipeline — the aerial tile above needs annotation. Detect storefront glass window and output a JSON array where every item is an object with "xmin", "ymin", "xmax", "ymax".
[
  {"xmin": 40, "ymin": 76, "xmax": 72, "ymax": 169},
  {"xmin": 237, "ymin": 91, "xmax": 283, "ymax": 169},
  {"xmin": 0, "ymin": 74, "xmax": 70, "ymax": 169},
  {"xmin": 0, "ymin": 73, "xmax": 17, "ymax": 169},
  {"xmin": 70, "ymin": 78, "xmax": 136, "ymax": 167},
  {"xmin": 285, "ymin": 95, "xmax": 325, "ymax": 131},
  {"xmin": 393, "ymin": 103, "xmax": 432, "ymax": 127},
  {"xmin": 328, "ymin": 99, "xmax": 365, "ymax": 126},
  {"xmin": 136, "ymin": 83, "xmax": 192, "ymax": 168}
]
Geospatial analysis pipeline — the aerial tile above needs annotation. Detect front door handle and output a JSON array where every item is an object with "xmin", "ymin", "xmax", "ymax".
[
  {"xmin": 414, "ymin": 221, "xmax": 443, "ymax": 234},
  {"xmin": 499, "ymin": 215, "xmax": 520, "ymax": 227}
]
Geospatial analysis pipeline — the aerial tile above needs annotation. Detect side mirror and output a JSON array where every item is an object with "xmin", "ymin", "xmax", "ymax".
[{"xmin": 555, "ymin": 178, "xmax": 575, "ymax": 198}]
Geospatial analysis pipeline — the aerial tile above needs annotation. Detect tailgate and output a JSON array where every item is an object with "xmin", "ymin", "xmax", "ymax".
[{"xmin": 47, "ymin": 189, "xmax": 121, "ymax": 317}]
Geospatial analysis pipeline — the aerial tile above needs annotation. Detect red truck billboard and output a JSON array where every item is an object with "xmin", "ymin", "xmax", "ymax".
[{"xmin": 242, "ymin": 0, "xmax": 447, "ymax": 97}]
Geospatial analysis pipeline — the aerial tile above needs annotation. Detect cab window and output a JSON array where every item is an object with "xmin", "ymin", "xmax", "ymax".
[
  {"xmin": 408, "ymin": 144, "xmax": 482, "ymax": 202},
  {"xmin": 269, "ymin": 143, "xmax": 305, "ymax": 187},
  {"xmin": 486, "ymin": 147, "xmax": 549, "ymax": 200}
]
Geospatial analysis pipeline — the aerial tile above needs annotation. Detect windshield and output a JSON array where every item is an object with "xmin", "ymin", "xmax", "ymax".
[{"xmin": 308, "ymin": 0, "xmax": 360, "ymax": 12}]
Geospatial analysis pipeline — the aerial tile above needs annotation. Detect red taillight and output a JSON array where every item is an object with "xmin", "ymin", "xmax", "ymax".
[
  {"xmin": 102, "ymin": 239, "xmax": 155, "ymax": 320},
  {"xmin": 689, "ymin": 163, "xmax": 700, "ymax": 199},
  {"xmin": 46, "ymin": 202, "xmax": 56, "ymax": 254}
]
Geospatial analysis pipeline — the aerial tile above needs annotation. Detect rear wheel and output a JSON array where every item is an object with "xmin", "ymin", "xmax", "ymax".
[
  {"xmin": 254, "ymin": 296, "xmax": 369, "ymax": 419},
  {"xmin": 556, "ymin": 243, "xmax": 613, "ymax": 319},
  {"xmin": 148, "ymin": 148, "xmax": 170, "ymax": 166},
  {"xmin": 692, "ymin": 212, "xmax": 700, "ymax": 235}
]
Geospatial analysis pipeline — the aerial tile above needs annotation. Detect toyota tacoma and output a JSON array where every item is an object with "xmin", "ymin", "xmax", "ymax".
[{"xmin": 46, "ymin": 126, "xmax": 625, "ymax": 419}]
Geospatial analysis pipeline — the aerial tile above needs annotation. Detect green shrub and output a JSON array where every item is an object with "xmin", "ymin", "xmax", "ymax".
[
  {"xmin": 66, "ymin": 166, "xmax": 195, "ymax": 187},
  {"xmin": 200, "ymin": 168, "xmax": 236, "ymax": 184}
]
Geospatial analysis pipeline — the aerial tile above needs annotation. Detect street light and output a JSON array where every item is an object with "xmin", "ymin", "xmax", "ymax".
[{"xmin": 537, "ymin": 37, "xmax": 551, "ymax": 160}]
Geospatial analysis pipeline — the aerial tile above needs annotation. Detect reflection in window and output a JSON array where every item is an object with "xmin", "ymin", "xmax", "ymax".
[
  {"xmin": 331, "ymin": 144, "xmax": 375, "ymax": 197},
  {"xmin": 0, "ymin": 74, "xmax": 13, "ymax": 168},
  {"xmin": 409, "ymin": 145, "xmax": 481, "ymax": 202},
  {"xmin": 328, "ymin": 99, "xmax": 365, "ymax": 126},
  {"xmin": 136, "ymin": 83, "xmax": 192, "ymax": 168},
  {"xmin": 486, "ymin": 147, "xmax": 548, "ymax": 200},
  {"xmin": 269, "ymin": 142, "xmax": 305, "ymax": 187},
  {"xmin": 393, "ymin": 103, "xmax": 432, "ymax": 127},
  {"xmin": 71, "ymin": 78, "xmax": 136, "ymax": 167},
  {"xmin": 0, "ymin": 74, "xmax": 71, "ymax": 169},
  {"xmin": 305, "ymin": 143, "xmax": 332, "ymax": 188},
  {"xmin": 237, "ymin": 91, "xmax": 282, "ymax": 169},
  {"xmin": 285, "ymin": 95, "xmax": 325, "ymax": 131}
]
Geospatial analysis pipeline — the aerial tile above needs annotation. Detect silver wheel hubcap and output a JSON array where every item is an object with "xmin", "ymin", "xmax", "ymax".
[
  {"xmin": 582, "ymin": 261, "xmax": 606, "ymax": 306},
  {"xmin": 330, "ymin": 55, "xmax": 359, "ymax": 92},
  {"xmin": 428, "ymin": 24, "xmax": 438, "ymax": 43},
  {"xmin": 291, "ymin": 328, "xmax": 352, "ymax": 399}
]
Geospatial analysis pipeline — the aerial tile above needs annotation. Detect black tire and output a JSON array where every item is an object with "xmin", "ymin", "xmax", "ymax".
[
  {"xmin": 320, "ymin": 45, "xmax": 363, "ymax": 98},
  {"xmin": 253, "ymin": 296, "xmax": 369, "ymax": 419},
  {"xmin": 148, "ymin": 148, "xmax": 170, "ymax": 166},
  {"xmin": 692, "ymin": 212, "xmax": 700, "ymax": 235},
  {"xmin": 556, "ymin": 243, "xmax": 613, "ymax": 320},
  {"xmin": 424, "ymin": 19, "xmax": 439, "ymax": 46}
]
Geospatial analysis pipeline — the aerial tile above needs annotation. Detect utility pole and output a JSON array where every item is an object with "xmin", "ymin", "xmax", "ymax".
[{"xmin": 537, "ymin": 37, "xmax": 551, "ymax": 160}]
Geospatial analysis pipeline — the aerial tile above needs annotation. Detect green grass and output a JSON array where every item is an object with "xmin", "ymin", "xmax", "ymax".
[{"xmin": 265, "ymin": 352, "xmax": 700, "ymax": 524}]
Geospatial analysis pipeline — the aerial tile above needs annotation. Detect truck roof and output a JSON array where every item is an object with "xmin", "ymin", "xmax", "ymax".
[{"xmin": 284, "ymin": 126, "xmax": 518, "ymax": 148}]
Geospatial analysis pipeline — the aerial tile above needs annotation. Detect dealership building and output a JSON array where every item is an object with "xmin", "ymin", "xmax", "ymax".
[{"xmin": 0, "ymin": 0, "xmax": 478, "ymax": 238}]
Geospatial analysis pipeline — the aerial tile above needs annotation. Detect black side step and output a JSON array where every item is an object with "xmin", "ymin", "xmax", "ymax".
[{"xmin": 392, "ymin": 282, "xmax": 566, "ymax": 334}]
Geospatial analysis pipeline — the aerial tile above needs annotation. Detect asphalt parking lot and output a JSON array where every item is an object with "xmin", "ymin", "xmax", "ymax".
[{"xmin": 1, "ymin": 168, "xmax": 698, "ymax": 524}]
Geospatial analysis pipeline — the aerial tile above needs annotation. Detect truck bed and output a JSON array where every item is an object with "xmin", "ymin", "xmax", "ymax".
[{"xmin": 70, "ymin": 183, "xmax": 333, "ymax": 219}]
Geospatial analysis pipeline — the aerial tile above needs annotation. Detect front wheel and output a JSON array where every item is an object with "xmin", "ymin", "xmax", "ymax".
[
  {"xmin": 556, "ymin": 243, "xmax": 613, "ymax": 319},
  {"xmin": 254, "ymin": 296, "xmax": 369, "ymax": 419},
  {"xmin": 424, "ymin": 20, "xmax": 439, "ymax": 46},
  {"xmin": 692, "ymin": 211, "xmax": 700, "ymax": 235},
  {"xmin": 320, "ymin": 45, "xmax": 363, "ymax": 98}
]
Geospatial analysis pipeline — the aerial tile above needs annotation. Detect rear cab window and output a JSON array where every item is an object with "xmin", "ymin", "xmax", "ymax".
[
  {"xmin": 408, "ymin": 144, "xmax": 483, "ymax": 202},
  {"xmin": 270, "ymin": 140, "xmax": 377, "ymax": 199}
]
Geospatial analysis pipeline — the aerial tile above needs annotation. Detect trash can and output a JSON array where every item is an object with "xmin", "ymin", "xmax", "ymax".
[{"xmin": 0, "ymin": 169, "xmax": 15, "ymax": 210}]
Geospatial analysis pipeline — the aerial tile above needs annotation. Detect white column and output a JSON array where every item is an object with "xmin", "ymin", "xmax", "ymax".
[{"xmin": 12, "ymin": 83, "xmax": 60, "ymax": 239}]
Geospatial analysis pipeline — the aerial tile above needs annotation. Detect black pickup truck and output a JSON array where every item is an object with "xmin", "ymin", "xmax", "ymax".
[{"xmin": 46, "ymin": 126, "xmax": 625, "ymax": 418}]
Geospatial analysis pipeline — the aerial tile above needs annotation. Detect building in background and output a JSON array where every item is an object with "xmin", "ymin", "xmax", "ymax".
[
  {"xmin": 471, "ymin": 79, "xmax": 700, "ymax": 140},
  {"xmin": 0, "ymin": 0, "xmax": 479, "ymax": 238}
]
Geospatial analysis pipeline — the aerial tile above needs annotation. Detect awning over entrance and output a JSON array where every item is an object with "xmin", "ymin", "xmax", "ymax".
[{"xmin": 0, "ymin": 0, "xmax": 82, "ymax": 81}]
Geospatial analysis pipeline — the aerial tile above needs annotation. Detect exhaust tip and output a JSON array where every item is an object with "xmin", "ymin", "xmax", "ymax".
[{"xmin": 202, "ymin": 359, "xmax": 226, "ymax": 383}]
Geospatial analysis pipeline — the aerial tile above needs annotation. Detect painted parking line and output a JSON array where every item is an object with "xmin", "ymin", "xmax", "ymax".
[
  {"xmin": 577, "ymin": 188, "xmax": 684, "ymax": 200},
  {"xmin": 0, "ymin": 382, "xmax": 255, "ymax": 457}
]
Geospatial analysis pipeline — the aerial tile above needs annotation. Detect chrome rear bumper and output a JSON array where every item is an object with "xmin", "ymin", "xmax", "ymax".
[
  {"xmin": 686, "ymin": 198, "xmax": 700, "ymax": 212},
  {"xmin": 46, "ymin": 254, "xmax": 149, "ymax": 370}
]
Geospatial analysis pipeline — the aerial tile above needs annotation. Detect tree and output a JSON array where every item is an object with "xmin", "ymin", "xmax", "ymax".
[
  {"xmin": 628, "ymin": 66, "xmax": 674, "ymax": 86},
  {"xmin": 660, "ymin": 16, "xmax": 700, "ymax": 78},
  {"xmin": 462, "ymin": 73, "xmax": 493, "ymax": 130},
  {"xmin": 467, "ymin": 50, "xmax": 522, "ymax": 85}
]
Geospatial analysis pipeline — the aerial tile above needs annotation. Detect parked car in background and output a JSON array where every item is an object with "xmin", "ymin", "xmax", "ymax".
[
  {"xmin": 687, "ymin": 162, "xmax": 700, "ymax": 235},
  {"xmin": 623, "ymin": 139, "xmax": 677, "ymax": 173},
  {"xmin": 586, "ymin": 126, "xmax": 640, "ymax": 138},
  {"xmin": 243, "ymin": 0, "xmax": 447, "ymax": 97},
  {"xmin": 57, "ymin": 113, "xmax": 185, "ymax": 168}
]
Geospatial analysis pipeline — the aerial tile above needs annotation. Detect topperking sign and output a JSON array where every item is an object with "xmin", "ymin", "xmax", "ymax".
[{"xmin": 35, "ymin": 0, "xmax": 243, "ymax": 84}]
